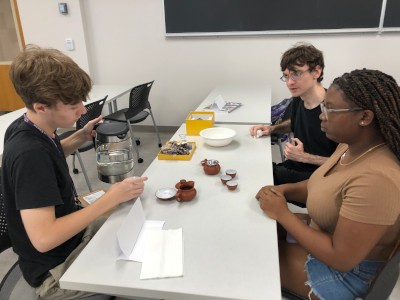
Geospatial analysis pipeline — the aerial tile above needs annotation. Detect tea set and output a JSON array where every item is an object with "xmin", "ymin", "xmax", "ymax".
[{"xmin": 155, "ymin": 158, "xmax": 238, "ymax": 202}]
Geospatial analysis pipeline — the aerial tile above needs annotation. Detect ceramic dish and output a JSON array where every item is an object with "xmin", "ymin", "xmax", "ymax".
[
  {"xmin": 155, "ymin": 188, "xmax": 177, "ymax": 200},
  {"xmin": 226, "ymin": 180, "xmax": 238, "ymax": 190},
  {"xmin": 199, "ymin": 127, "xmax": 236, "ymax": 147}
]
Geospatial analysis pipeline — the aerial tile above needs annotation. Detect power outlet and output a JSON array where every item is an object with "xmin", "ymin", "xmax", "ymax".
[{"xmin": 65, "ymin": 38, "xmax": 74, "ymax": 51}]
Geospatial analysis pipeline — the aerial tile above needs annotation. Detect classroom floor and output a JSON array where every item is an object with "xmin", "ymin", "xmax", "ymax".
[{"xmin": 1, "ymin": 126, "xmax": 399, "ymax": 299}]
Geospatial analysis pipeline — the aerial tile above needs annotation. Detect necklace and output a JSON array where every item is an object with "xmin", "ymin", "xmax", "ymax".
[{"xmin": 340, "ymin": 143, "xmax": 386, "ymax": 166}]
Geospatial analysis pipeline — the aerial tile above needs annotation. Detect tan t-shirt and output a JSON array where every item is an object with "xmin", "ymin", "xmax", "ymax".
[{"xmin": 307, "ymin": 143, "xmax": 400, "ymax": 258}]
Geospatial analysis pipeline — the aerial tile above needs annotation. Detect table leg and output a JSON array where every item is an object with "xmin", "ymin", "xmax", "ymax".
[
  {"xmin": 112, "ymin": 100, "xmax": 118, "ymax": 112},
  {"xmin": 108, "ymin": 102, "xmax": 113, "ymax": 114}
]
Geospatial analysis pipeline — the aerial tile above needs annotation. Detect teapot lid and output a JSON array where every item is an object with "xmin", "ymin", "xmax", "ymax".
[
  {"xmin": 96, "ymin": 123, "xmax": 129, "ymax": 136},
  {"xmin": 205, "ymin": 159, "xmax": 219, "ymax": 166}
]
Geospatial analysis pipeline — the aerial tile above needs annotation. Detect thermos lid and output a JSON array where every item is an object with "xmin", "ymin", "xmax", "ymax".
[{"xmin": 96, "ymin": 122, "xmax": 129, "ymax": 136}]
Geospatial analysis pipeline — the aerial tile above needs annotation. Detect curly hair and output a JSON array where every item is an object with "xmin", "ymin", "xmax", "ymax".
[
  {"xmin": 332, "ymin": 69, "xmax": 400, "ymax": 161},
  {"xmin": 9, "ymin": 44, "xmax": 92, "ymax": 110},
  {"xmin": 280, "ymin": 42, "xmax": 325, "ymax": 82}
]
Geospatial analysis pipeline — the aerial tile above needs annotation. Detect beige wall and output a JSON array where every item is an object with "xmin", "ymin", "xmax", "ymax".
[
  {"xmin": 15, "ymin": 0, "xmax": 400, "ymax": 126},
  {"xmin": 17, "ymin": 0, "xmax": 90, "ymax": 73},
  {"xmin": 0, "ymin": 0, "xmax": 19, "ymax": 61}
]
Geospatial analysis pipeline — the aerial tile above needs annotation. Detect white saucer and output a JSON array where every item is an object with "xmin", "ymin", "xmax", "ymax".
[{"xmin": 155, "ymin": 188, "xmax": 177, "ymax": 200}]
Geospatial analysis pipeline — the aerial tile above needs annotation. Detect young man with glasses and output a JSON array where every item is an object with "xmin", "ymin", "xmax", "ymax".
[{"xmin": 250, "ymin": 43, "xmax": 337, "ymax": 186}]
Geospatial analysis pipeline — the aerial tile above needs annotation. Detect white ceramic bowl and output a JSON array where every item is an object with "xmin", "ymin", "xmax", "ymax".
[{"xmin": 199, "ymin": 127, "xmax": 236, "ymax": 147}]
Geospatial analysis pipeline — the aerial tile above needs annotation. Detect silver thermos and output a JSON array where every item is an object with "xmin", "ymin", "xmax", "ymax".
[{"xmin": 95, "ymin": 123, "xmax": 135, "ymax": 183}]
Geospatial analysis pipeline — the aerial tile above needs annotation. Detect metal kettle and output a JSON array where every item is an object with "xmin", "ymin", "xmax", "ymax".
[{"xmin": 95, "ymin": 122, "xmax": 135, "ymax": 183}]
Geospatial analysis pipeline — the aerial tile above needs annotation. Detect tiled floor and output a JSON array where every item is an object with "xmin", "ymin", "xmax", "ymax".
[{"xmin": 1, "ymin": 127, "xmax": 399, "ymax": 299}]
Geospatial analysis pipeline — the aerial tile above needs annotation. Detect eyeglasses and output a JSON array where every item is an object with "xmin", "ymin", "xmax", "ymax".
[
  {"xmin": 320, "ymin": 101, "xmax": 363, "ymax": 120},
  {"xmin": 280, "ymin": 70, "xmax": 310, "ymax": 82}
]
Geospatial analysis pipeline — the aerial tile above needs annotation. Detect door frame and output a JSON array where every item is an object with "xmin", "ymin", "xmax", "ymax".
[{"xmin": 0, "ymin": 0, "xmax": 25, "ymax": 111}]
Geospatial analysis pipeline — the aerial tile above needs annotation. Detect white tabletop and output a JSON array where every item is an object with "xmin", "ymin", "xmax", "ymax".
[
  {"xmin": 60, "ymin": 124, "xmax": 281, "ymax": 300},
  {"xmin": 87, "ymin": 84, "xmax": 132, "ymax": 113},
  {"xmin": 0, "ymin": 108, "xmax": 26, "ymax": 159},
  {"xmin": 194, "ymin": 84, "xmax": 271, "ymax": 125},
  {"xmin": 88, "ymin": 84, "xmax": 132, "ymax": 104},
  {"xmin": 0, "ymin": 85, "xmax": 133, "ymax": 158}
]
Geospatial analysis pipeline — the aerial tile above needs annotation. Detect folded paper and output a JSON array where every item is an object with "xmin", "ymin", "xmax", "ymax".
[
  {"xmin": 140, "ymin": 228, "xmax": 183, "ymax": 279},
  {"xmin": 116, "ymin": 199, "xmax": 164, "ymax": 262}
]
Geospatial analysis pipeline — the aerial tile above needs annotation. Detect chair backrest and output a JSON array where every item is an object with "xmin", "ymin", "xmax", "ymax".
[
  {"xmin": 76, "ymin": 95, "xmax": 108, "ymax": 130},
  {"xmin": 0, "ymin": 167, "xmax": 12, "ymax": 253},
  {"xmin": 364, "ymin": 251, "xmax": 400, "ymax": 300},
  {"xmin": 125, "ymin": 81, "xmax": 154, "ymax": 119}
]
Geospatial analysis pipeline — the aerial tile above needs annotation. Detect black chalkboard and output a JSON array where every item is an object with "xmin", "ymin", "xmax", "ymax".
[
  {"xmin": 384, "ymin": 0, "xmax": 400, "ymax": 28},
  {"xmin": 164, "ymin": 0, "xmax": 388, "ymax": 35}
]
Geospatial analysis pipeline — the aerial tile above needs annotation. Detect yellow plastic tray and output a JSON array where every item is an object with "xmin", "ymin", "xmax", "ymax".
[{"xmin": 157, "ymin": 142, "xmax": 196, "ymax": 161}]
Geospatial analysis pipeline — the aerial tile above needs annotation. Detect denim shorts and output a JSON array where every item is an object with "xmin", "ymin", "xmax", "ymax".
[{"xmin": 304, "ymin": 254, "xmax": 384, "ymax": 300}]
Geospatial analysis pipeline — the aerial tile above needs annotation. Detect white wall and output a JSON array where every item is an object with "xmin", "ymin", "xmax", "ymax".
[
  {"xmin": 17, "ymin": 0, "xmax": 90, "ymax": 73},
  {"xmin": 16, "ymin": 0, "xmax": 400, "ymax": 126}
]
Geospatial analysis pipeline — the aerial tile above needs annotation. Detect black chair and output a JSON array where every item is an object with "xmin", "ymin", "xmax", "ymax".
[
  {"xmin": 282, "ymin": 251, "xmax": 400, "ymax": 300},
  {"xmin": 0, "ymin": 178, "xmax": 11, "ymax": 254},
  {"xmin": 104, "ymin": 81, "xmax": 162, "ymax": 163},
  {"xmin": 1, "ymin": 167, "xmax": 37, "ymax": 299},
  {"xmin": 59, "ymin": 96, "xmax": 107, "ymax": 192},
  {"xmin": 364, "ymin": 250, "xmax": 400, "ymax": 300}
]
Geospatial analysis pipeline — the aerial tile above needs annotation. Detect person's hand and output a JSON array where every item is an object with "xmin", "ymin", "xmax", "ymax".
[
  {"xmin": 249, "ymin": 124, "xmax": 273, "ymax": 137},
  {"xmin": 82, "ymin": 115, "xmax": 103, "ymax": 141},
  {"xmin": 284, "ymin": 137, "xmax": 305, "ymax": 162},
  {"xmin": 255, "ymin": 186, "xmax": 289, "ymax": 221},
  {"xmin": 107, "ymin": 176, "xmax": 148, "ymax": 205},
  {"xmin": 256, "ymin": 184, "xmax": 285, "ymax": 197}
]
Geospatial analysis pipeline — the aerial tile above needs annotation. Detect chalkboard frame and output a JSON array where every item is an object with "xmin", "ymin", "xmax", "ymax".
[
  {"xmin": 163, "ymin": 0, "xmax": 399, "ymax": 37},
  {"xmin": 382, "ymin": 0, "xmax": 400, "ymax": 30}
]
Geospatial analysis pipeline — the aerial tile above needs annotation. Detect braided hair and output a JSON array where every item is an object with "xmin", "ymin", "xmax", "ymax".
[{"xmin": 332, "ymin": 69, "xmax": 400, "ymax": 161}]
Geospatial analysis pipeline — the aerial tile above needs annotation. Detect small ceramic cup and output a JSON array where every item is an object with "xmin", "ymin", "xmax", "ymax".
[
  {"xmin": 226, "ymin": 180, "xmax": 238, "ymax": 190},
  {"xmin": 226, "ymin": 169, "xmax": 237, "ymax": 178},
  {"xmin": 220, "ymin": 175, "xmax": 232, "ymax": 185}
]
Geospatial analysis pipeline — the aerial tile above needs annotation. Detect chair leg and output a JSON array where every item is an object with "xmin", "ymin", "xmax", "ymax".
[
  {"xmin": 74, "ymin": 150, "xmax": 93, "ymax": 192},
  {"xmin": 149, "ymin": 110, "xmax": 162, "ymax": 147},
  {"xmin": 0, "ymin": 262, "xmax": 37, "ymax": 300},
  {"xmin": 127, "ymin": 121, "xmax": 143, "ymax": 163},
  {"xmin": 277, "ymin": 139, "xmax": 285, "ymax": 162},
  {"xmin": 72, "ymin": 154, "xmax": 79, "ymax": 174}
]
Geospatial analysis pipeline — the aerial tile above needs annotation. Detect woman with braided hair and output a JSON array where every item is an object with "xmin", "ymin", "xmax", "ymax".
[{"xmin": 256, "ymin": 69, "xmax": 400, "ymax": 299}]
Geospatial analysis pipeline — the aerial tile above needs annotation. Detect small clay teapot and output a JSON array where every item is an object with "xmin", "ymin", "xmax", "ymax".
[
  {"xmin": 201, "ymin": 159, "xmax": 221, "ymax": 175},
  {"xmin": 175, "ymin": 179, "xmax": 195, "ymax": 189},
  {"xmin": 175, "ymin": 180, "xmax": 196, "ymax": 202}
]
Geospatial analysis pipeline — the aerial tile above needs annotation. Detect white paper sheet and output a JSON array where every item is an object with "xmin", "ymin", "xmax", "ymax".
[
  {"xmin": 82, "ymin": 190, "xmax": 105, "ymax": 204},
  {"xmin": 214, "ymin": 94, "xmax": 226, "ymax": 110},
  {"xmin": 118, "ymin": 220, "xmax": 165, "ymax": 262},
  {"xmin": 140, "ymin": 228, "xmax": 183, "ymax": 280},
  {"xmin": 116, "ymin": 199, "xmax": 164, "ymax": 262}
]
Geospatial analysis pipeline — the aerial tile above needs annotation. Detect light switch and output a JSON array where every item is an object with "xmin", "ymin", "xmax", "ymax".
[
  {"xmin": 65, "ymin": 38, "xmax": 74, "ymax": 51},
  {"xmin": 58, "ymin": 3, "xmax": 68, "ymax": 15}
]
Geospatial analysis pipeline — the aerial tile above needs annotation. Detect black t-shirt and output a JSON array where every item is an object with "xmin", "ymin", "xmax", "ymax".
[
  {"xmin": 285, "ymin": 97, "xmax": 338, "ymax": 172},
  {"xmin": 1, "ymin": 116, "xmax": 83, "ymax": 287}
]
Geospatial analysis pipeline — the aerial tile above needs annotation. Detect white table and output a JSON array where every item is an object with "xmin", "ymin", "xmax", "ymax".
[
  {"xmin": 0, "ymin": 85, "xmax": 133, "ymax": 159},
  {"xmin": 87, "ymin": 84, "xmax": 132, "ymax": 113},
  {"xmin": 60, "ymin": 124, "xmax": 281, "ymax": 300},
  {"xmin": 194, "ymin": 84, "xmax": 272, "ymax": 125},
  {"xmin": 0, "ymin": 107, "xmax": 26, "ymax": 160}
]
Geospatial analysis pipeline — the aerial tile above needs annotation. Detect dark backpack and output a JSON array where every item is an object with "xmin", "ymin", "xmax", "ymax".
[{"xmin": 271, "ymin": 97, "xmax": 293, "ymax": 124}]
